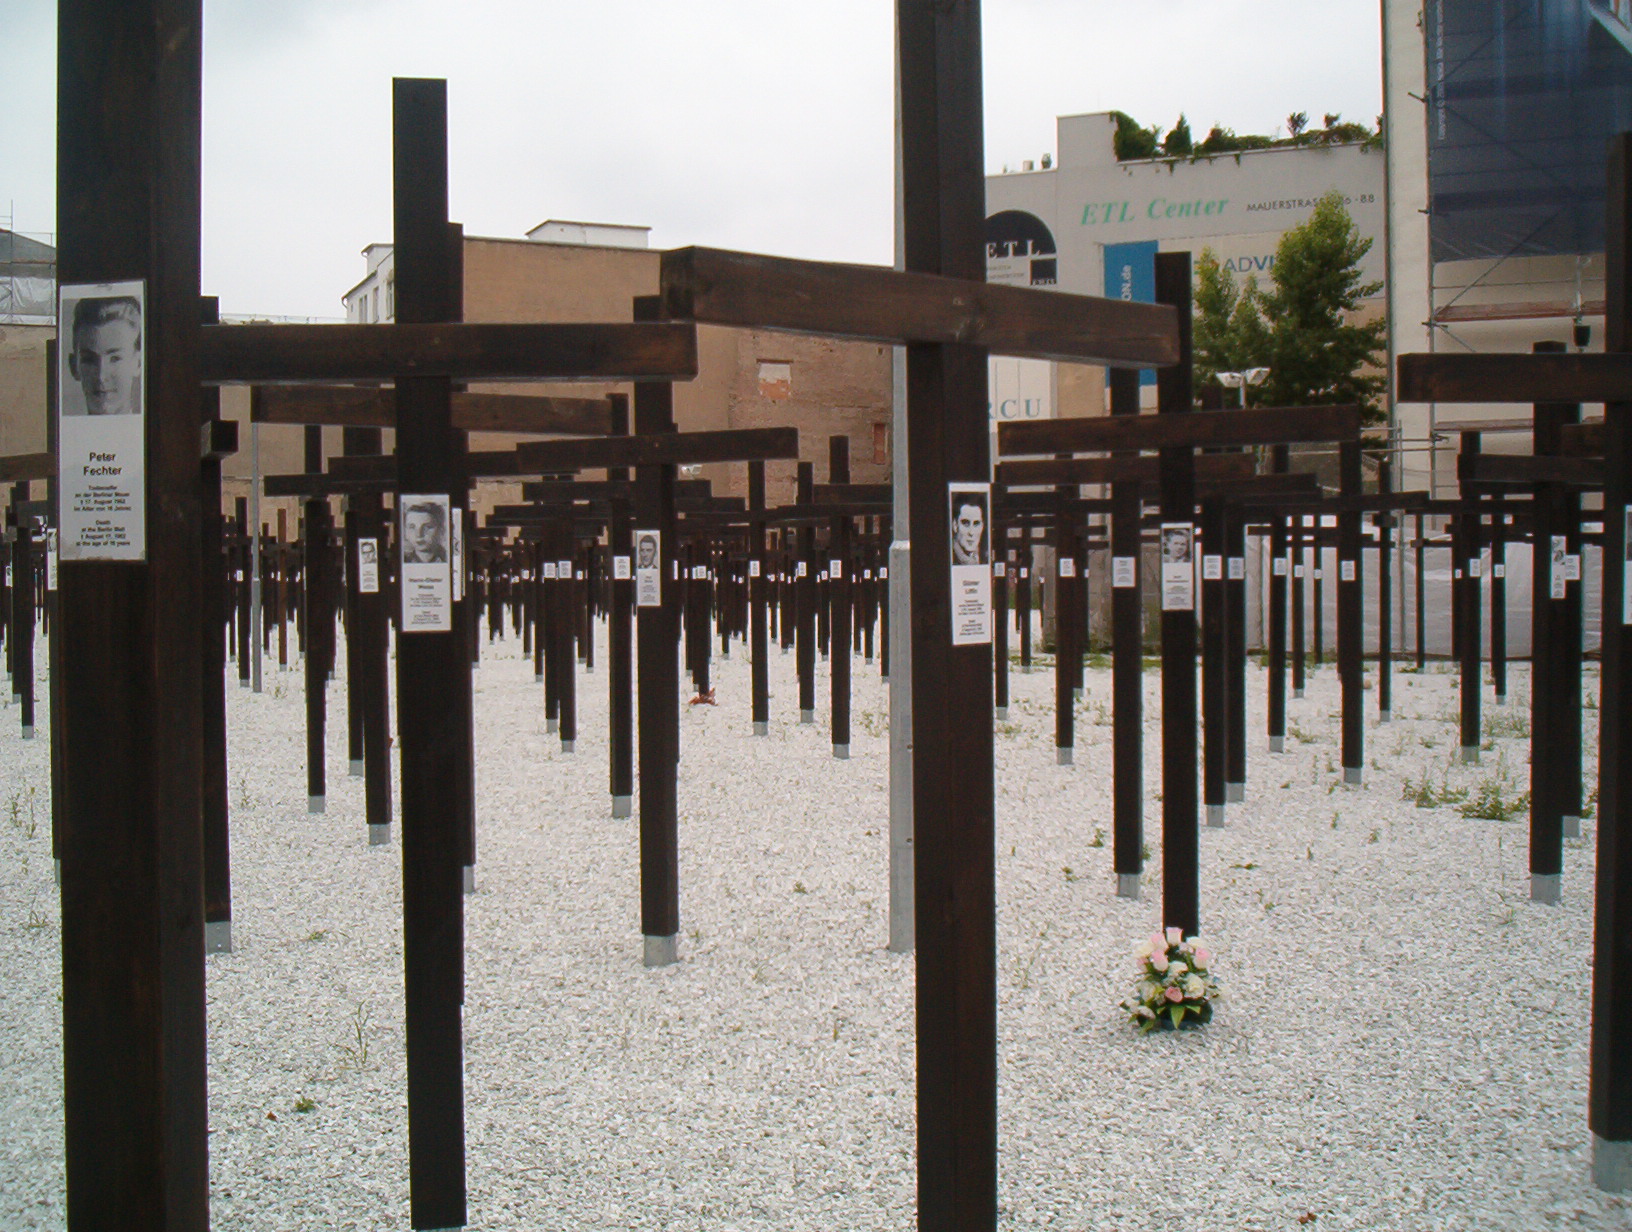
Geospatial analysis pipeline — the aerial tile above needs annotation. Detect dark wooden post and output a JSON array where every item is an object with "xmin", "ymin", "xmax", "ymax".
[
  {"xmin": 554, "ymin": 519, "xmax": 578, "ymax": 752},
  {"xmin": 750, "ymin": 459, "xmax": 770, "ymax": 734},
  {"xmin": 201, "ymin": 300, "xmax": 234, "ymax": 954},
  {"xmin": 358, "ymin": 489, "xmax": 393, "ymax": 845},
  {"xmin": 1489, "ymin": 514, "xmax": 1508, "ymax": 704},
  {"xmin": 796, "ymin": 460, "xmax": 817, "ymax": 723},
  {"xmin": 1311, "ymin": 533, "xmax": 1325, "ymax": 667},
  {"xmin": 391, "ymin": 78, "xmax": 468, "ymax": 1230},
  {"xmin": 1291, "ymin": 521, "xmax": 1307, "ymax": 696},
  {"xmin": 992, "ymin": 536, "xmax": 1009, "ymax": 719},
  {"xmin": 608, "ymin": 393, "xmax": 635, "ymax": 814},
  {"xmin": 1531, "ymin": 340, "xmax": 1573, "ymax": 902},
  {"xmin": 1108, "ymin": 366, "xmax": 1143, "ymax": 898},
  {"xmin": 1017, "ymin": 552, "xmax": 1032, "ymax": 670},
  {"xmin": 1200, "ymin": 495, "xmax": 1228, "ymax": 825},
  {"xmin": 304, "ymin": 491, "xmax": 331, "ymax": 813},
  {"xmin": 1338, "ymin": 439, "xmax": 1364, "ymax": 784},
  {"xmin": 1415, "ymin": 513, "xmax": 1428, "ymax": 670},
  {"xmin": 899, "ymin": 0, "xmax": 998, "ymax": 1222},
  {"xmin": 1591, "ymin": 130, "xmax": 1632, "ymax": 1192},
  {"xmin": 1267, "ymin": 446, "xmax": 1289, "ymax": 748},
  {"xmin": 10, "ymin": 492, "xmax": 35, "ymax": 737},
  {"xmin": 57, "ymin": 0, "xmax": 210, "ymax": 1223},
  {"xmin": 236, "ymin": 495, "xmax": 252, "ymax": 686},
  {"xmin": 634, "ymin": 295, "xmax": 681, "ymax": 966},
  {"xmin": 1155, "ymin": 250, "xmax": 1200, "ymax": 937},
  {"xmin": 1053, "ymin": 490, "xmax": 1076, "ymax": 764},
  {"xmin": 1224, "ymin": 505, "xmax": 1248, "ymax": 802},
  {"xmin": 1377, "ymin": 457, "xmax": 1394, "ymax": 722},
  {"xmin": 830, "ymin": 435, "xmax": 853, "ymax": 756},
  {"xmin": 1457, "ymin": 431, "xmax": 1483, "ymax": 763}
]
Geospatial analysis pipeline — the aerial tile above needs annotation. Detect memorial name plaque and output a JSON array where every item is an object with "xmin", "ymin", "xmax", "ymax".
[
  {"xmin": 358, "ymin": 538, "xmax": 380, "ymax": 594},
  {"xmin": 1160, "ymin": 522, "xmax": 1195, "ymax": 611},
  {"xmin": 1112, "ymin": 555, "xmax": 1135, "ymax": 589},
  {"xmin": 57, "ymin": 279, "xmax": 147, "ymax": 562},
  {"xmin": 949, "ymin": 481, "xmax": 991, "ymax": 646},
  {"xmin": 634, "ymin": 528, "xmax": 662, "ymax": 607},
  {"xmin": 399, "ymin": 493, "xmax": 452, "ymax": 632}
]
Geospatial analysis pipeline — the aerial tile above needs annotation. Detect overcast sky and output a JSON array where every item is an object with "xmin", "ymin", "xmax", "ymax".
[{"xmin": 4, "ymin": 0, "xmax": 1383, "ymax": 319}]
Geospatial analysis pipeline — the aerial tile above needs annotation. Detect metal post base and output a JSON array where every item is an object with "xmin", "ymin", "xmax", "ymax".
[
  {"xmin": 1293, "ymin": 688, "xmax": 1304, "ymax": 699},
  {"xmin": 1494, "ymin": 694, "xmax": 1506, "ymax": 707},
  {"xmin": 308, "ymin": 795, "xmax": 325, "ymax": 815},
  {"xmin": 1530, "ymin": 873, "xmax": 1562, "ymax": 905},
  {"xmin": 546, "ymin": 718, "xmax": 558, "ymax": 733},
  {"xmin": 1269, "ymin": 736, "xmax": 1285, "ymax": 754},
  {"xmin": 204, "ymin": 920, "xmax": 233, "ymax": 954},
  {"xmin": 20, "ymin": 725, "xmax": 32, "ymax": 739},
  {"xmin": 1073, "ymin": 687, "xmax": 1083, "ymax": 702},
  {"xmin": 535, "ymin": 672, "xmax": 544, "ymax": 683},
  {"xmin": 611, "ymin": 795, "xmax": 632, "ymax": 819},
  {"xmin": 782, "ymin": 646, "xmax": 789, "ymax": 654},
  {"xmin": 1343, "ymin": 767, "xmax": 1362, "ymax": 786},
  {"xmin": 753, "ymin": 721, "xmax": 768, "ymax": 736},
  {"xmin": 833, "ymin": 743, "xmax": 849, "ymax": 759},
  {"xmin": 800, "ymin": 709, "xmax": 815, "ymax": 724},
  {"xmin": 1379, "ymin": 710, "xmax": 1392, "ymax": 724},
  {"xmin": 1564, "ymin": 815, "xmax": 1582, "ymax": 839},
  {"xmin": 994, "ymin": 707, "xmax": 1007, "ymax": 721},
  {"xmin": 349, "ymin": 759, "xmax": 364, "ymax": 777},
  {"xmin": 368, "ymin": 823, "xmax": 391, "ymax": 847},
  {"xmin": 1116, "ymin": 873, "xmax": 1140, "ymax": 900},
  {"xmin": 1594, "ymin": 1135, "xmax": 1632, "ymax": 1191},
  {"xmin": 1205, "ymin": 804, "xmax": 1226, "ymax": 828},
  {"xmin": 1225, "ymin": 782, "xmax": 1244, "ymax": 803},
  {"xmin": 1056, "ymin": 747, "xmax": 1072, "ymax": 765},
  {"xmin": 644, "ymin": 933, "xmax": 678, "ymax": 968},
  {"xmin": 54, "ymin": 858, "xmax": 61, "ymax": 886},
  {"xmin": 1459, "ymin": 746, "xmax": 1480, "ymax": 765},
  {"xmin": 463, "ymin": 865, "xmax": 476, "ymax": 894},
  {"xmin": 561, "ymin": 740, "xmax": 575, "ymax": 754}
]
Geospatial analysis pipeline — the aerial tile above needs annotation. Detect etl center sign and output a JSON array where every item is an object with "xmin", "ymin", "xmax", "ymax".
[{"xmin": 1080, "ymin": 197, "xmax": 1230, "ymax": 225}]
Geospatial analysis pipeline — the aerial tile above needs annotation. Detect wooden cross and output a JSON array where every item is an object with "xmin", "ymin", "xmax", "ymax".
[{"xmin": 1396, "ymin": 131, "xmax": 1632, "ymax": 1192}]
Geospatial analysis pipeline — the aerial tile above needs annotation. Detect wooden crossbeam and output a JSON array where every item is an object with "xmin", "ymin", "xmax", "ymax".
[
  {"xmin": 199, "ymin": 322, "xmax": 698, "ymax": 385},
  {"xmin": 263, "ymin": 475, "xmax": 398, "ymax": 498},
  {"xmin": 1461, "ymin": 453, "xmax": 1603, "ymax": 487},
  {"xmin": 512, "ymin": 426, "xmax": 799, "ymax": 472},
  {"xmin": 997, "ymin": 405, "xmax": 1363, "ymax": 455},
  {"xmin": 1562, "ymin": 420, "xmax": 1607, "ymax": 455},
  {"xmin": 251, "ymin": 385, "xmax": 615, "ymax": 435},
  {"xmin": 995, "ymin": 453, "xmax": 1256, "ymax": 487},
  {"xmin": 1397, "ymin": 352, "xmax": 1632, "ymax": 403},
  {"xmin": 813, "ymin": 483, "xmax": 892, "ymax": 504},
  {"xmin": 659, "ymin": 246, "xmax": 1179, "ymax": 367},
  {"xmin": 0, "ymin": 453, "xmax": 54, "ymax": 484}
]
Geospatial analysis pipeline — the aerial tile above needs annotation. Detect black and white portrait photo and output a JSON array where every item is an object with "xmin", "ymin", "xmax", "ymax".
[
  {"xmin": 402, "ymin": 500, "xmax": 449, "ymax": 564},
  {"xmin": 61, "ymin": 291, "xmax": 144, "ymax": 417},
  {"xmin": 947, "ymin": 482, "xmax": 993, "ymax": 645},
  {"xmin": 951, "ymin": 489, "xmax": 989, "ymax": 566}
]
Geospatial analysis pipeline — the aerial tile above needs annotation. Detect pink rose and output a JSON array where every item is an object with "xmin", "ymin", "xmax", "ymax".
[
  {"xmin": 1164, "ymin": 985, "xmax": 1184, "ymax": 1003},
  {"xmin": 1193, "ymin": 947, "xmax": 1212, "ymax": 967},
  {"xmin": 1148, "ymin": 933, "xmax": 1166, "ymax": 955}
]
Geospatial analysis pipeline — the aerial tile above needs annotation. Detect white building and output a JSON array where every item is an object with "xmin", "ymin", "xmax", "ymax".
[{"xmin": 984, "ymin": 111, "xmax": 1386, "ymax": 424}]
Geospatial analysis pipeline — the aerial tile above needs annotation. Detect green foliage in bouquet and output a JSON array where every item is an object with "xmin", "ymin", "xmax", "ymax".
[{"xmin": 1121, "ymin": 928, "xmax": 1222, "ymax": 1033}]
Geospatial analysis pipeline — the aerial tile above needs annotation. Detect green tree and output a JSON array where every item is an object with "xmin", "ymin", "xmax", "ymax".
[
  {"xmin": 1111, "ymin": 111, "xmax": 1159, "ymax": 160},
  {"xmin": 1257, "ymin": 191, "xmax": 1387, "ymax": 422},
  {"xmin": 1192, "ymin": 249, "xmax": 1272, "ymax": 400},
  {"xmin": 1163, "ymin": 114, "xmax": 1193, "ymax": 156}
]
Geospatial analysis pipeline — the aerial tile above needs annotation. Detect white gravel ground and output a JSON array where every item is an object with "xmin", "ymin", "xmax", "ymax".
[{"xmin": 2, "ymin": 626, "xmax": 1630, "ymax": 1230}]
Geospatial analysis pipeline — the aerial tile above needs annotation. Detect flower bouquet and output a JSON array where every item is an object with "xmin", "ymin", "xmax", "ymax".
[{"xmin": 1121, "ymin": 927, "xmax": 1221, "ymax": 1033}]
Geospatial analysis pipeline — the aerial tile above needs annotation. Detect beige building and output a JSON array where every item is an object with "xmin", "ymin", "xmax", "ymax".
[{"xmin": 307, "ymin": 219, "xmax": 893, "ymax": 526}]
